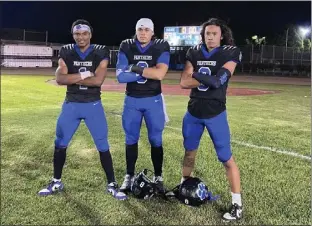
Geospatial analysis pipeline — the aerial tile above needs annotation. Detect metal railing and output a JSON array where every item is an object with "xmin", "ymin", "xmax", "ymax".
[{"xmin": 240, "ymin": 44, "xmax": 311, "ymax": 65}]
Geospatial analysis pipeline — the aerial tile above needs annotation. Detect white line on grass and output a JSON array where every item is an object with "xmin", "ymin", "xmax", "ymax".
[
  {"xmin": 165, "ymin": 126, "xmax": 311, "ymax": 161},
  {"xmin": 109, "ymin": 114, "xmax": 311, "ymax": 161}
]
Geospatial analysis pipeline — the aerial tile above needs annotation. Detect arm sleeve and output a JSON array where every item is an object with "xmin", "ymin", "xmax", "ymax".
[
  {"xmin": 116, "ymin": 49, "xmax": 142, "ymax": 83},
  {"xmin": 192, "ymin": 68, "xmax": 231, "ymax": 89}
]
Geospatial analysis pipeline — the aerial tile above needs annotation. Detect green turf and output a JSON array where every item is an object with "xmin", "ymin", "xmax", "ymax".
[{"xmin": 1, "ymin": 75, "xmax": 311, "ymax": 225}]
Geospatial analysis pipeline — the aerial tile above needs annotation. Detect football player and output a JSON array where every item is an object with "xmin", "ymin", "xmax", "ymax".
[
  {"xmin": 179, "ymin": 18, "xmax": 243, "ymax": 221},
  {"xmin": 115, "ymin": 18, "xmax": 170, "ymax": 194},
  {"xmin": 38, "ymin": 19, "xmax": 126, "ymax": 200}
]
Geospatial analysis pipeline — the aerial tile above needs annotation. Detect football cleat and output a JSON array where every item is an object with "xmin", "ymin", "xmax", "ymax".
[
  {"xmin": 222, "ymin": 203, "xmax": 243, "ymax": 221},
  {"xmin": 120, "ymin": 174, "xmax": 134, "ymax": 193},
  {"xmin": 107, "ymin": 182, "xmax": 127, "ymax": 200},
  {"xmin": 38, "ymin": 180, "xmax": 64, "ymax": 196}
]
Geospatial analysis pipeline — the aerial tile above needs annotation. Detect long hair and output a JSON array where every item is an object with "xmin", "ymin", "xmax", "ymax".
[
  {"xmin": 71, "ymin": 19, "xmax": 93, "ymax": 34},
  {"xmin": 200, "ymin": 18, "xmax": 234, "ymax": 46}
]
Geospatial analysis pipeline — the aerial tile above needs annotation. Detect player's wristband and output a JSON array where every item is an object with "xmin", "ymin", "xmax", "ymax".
[
  {"xmin": 80, "ymin": 71, "xmax": 91, "ymax": 80},
  {"xmin": 130, "ymin": 65, "xmax": 144, "ymax": 75}
]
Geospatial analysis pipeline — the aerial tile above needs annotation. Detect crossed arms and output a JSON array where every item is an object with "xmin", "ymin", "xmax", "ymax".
[
  {"xmin": 180, "ymin": 60, "xmax": 237, "ymax": 89},
  {"xmin": 55, "ymin": 58, "xmax": 109, "ymax": 87},
  {"xmin": 116, "ymin": 51, "xmax": 169, "ymax": 83}
]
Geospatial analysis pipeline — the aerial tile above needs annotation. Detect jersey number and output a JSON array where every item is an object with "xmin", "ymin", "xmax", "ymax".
[
  {"xmin": 78, "ymin": 67, "xmax": 88, "ymax": 90},
  {"xmin": 136, "ymin": 61, "xmax": 148, "ymax": 84},
  {"xmin": 197, "ymin": 67, "xmax": 211, "ymax": 92}
]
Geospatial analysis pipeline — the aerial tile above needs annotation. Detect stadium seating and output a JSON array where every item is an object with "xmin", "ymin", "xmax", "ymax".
[
  {"xmin": 2, "ymin": 44, "xmax": 53, "ymax": 56},
  {"xmin": 1, "ymin": 44, "xmax": 53, "ymax": 68},
  {"xmin": 2, "ymin": 59, "xmax": 52, "ymax": 68}
]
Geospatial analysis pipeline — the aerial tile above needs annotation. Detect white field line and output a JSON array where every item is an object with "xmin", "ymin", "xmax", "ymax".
[
  {"xmin": 165, "ymin": 126, "xmax": 311, "ymax": 161},
  {"xmin": 109, "ymin": 113, "xmax": 311, "ymax": 161}
]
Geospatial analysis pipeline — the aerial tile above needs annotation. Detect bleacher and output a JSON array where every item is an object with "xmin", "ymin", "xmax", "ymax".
[{"xmin": 1, "ymin": 43, "xmax": 53, "ymax": 67}]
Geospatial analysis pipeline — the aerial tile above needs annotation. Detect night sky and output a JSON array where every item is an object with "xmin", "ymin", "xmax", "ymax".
[{"xmin": 1, "ymin": 1, "xmax": 311, "ymax": 46}]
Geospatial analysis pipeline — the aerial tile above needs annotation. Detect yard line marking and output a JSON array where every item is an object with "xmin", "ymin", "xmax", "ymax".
[
  {"xmin": 231, "ymin": 140, "xmax": 311, "ymax": 161},
  {"xmin": 165, "ymin": 126, "xmax": 311, "ymax": 161},
  {"xmin": 108, "ymin": 113, "xmax": 311, "ymax": 161}
]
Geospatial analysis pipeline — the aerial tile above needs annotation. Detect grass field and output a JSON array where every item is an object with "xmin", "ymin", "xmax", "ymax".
[{"xmin": 1, "ymin": 75, "xmax": 311, "ymax": 225}]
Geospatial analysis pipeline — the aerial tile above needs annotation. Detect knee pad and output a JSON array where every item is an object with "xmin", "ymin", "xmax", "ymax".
[
  {"xmin": 183, "ymin": 139, "xmax": 200, "ymax": 151},
  {"xmin": 216, "ymin": 146, "xmax": 232, "ymax": 163},
  {"xmin": 54, "ymin": 137, "xmax": 68, "ymax": 149},
  {"xmin": 147, "ymin": 122, "xmax": 164, "ymax": 147},
  {"xmin": 212, "ymin": 137, "xmax": 231, "ymax": 162},
  {"xmin": 148, "ymin": 134, "xmax": 162, "ymax": 147},
  {"xmin": 152, "ymin": 122, "xmax": 165, "ymax": 133},
  {"xmin": 95, "ymin": 139, "xmax": 110, "ymax": 152},
  {"xmin": 126, "ymin": 135, "xmax": 140, "ymax": 146}
]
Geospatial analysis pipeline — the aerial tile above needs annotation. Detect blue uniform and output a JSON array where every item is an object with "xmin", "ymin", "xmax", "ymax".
[
  {"xmin": 55, "ymin": 44, "xmax": 110, "ymax": 152},
  {"xmin": 183, "ymin": 44, "xmax": 241, "ymax": 162},
  {"xmin": 116, "ymin": 39, "xmax": 170, "ymax": 147}
]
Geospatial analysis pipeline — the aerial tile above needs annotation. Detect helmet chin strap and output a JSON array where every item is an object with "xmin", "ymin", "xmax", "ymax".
[{"xmin": 206, "ymin": 192, "xmax": 220, "ymax": 202}]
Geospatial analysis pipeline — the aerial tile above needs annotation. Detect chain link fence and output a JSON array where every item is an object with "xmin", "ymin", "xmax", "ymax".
[{"xmin": 242, "ymin": 44, "xmax": 311, "ymax": 65}]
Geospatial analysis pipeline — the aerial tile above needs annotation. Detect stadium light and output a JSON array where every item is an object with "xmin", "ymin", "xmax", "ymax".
[
  {"xmin": 299, "ymin": 27, "xmax": 310, "ymax": 38},
  {"xmin": 297, "ymin": 26, "xmax": 311, "ymax": 50}
]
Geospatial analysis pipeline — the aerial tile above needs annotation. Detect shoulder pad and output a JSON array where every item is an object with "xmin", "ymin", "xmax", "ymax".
[
  {"xmin": 222, "ymin": 45, "xmax": 239, "ymax": 51},
  {"xmin": 123, "ymin": 39, "xmax": 135, "ymax": 45},
  {"xmin": 60, "ymin": 44, "xmax": 75, "ymax": 54},
  {"xmin": 221, "ymin": 45, "xmax": 240, "ymax": 56},
  {"xmin": 185, "ymin": 43, "xmax": 203, "ymax": 62},
  {"xmin": 93, "ymin": 44, "xmax": 109, "ymax": 59},
  {"xmin": 93, "ymin": 44, "xmax": 106, "ymax": 50},
  {"xmin": 191, "ymin": 44, "xmax": 202, "ymax": 51},
  {"xmin": 59, "ymin": 44, "xmax": 75, "ymax": 59},
  {"xmin": 154, "ymin": 39, "xmax": 170, "ymax": 51},
  {"xmin": 119, "ymin": 39, "xmax": 135, "ymax": 52},
  {"xmin": 222, "ymin": 45, "xmax": 241, "ymax": 62},
  {"xmin": 154, "ymin": 39, "xmax": 166, "ymax": 44},
  {"xmin": 61, "ymin": 44, "xmax": 75, "ymax": 50},
  {"xmin": 93, "ymin": 44, "xmax": 107, "ymax": 53}
]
